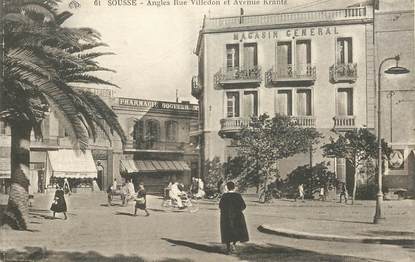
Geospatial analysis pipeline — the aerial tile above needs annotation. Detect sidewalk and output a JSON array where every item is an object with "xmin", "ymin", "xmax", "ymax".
[{"xmin": 252, "ymin": 197, "xmax": 415, "ymax": 245}]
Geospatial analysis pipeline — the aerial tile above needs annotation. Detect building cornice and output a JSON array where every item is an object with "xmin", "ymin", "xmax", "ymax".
[{"xmin": 201, "ymin": 18, "xmax": 373, "ymax": 35}]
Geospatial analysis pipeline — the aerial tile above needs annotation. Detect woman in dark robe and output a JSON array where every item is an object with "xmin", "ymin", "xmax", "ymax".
[
  {"xmin": 219, "ymin": 181, "xmax": 249, "ymax": 253},
  {"xmin": 50, "ymin": 185, "xmax": 68, "ymax": 219},
  {"xmin": 134, "ymin": 182, "xmax": 150, "ymax": 216}
]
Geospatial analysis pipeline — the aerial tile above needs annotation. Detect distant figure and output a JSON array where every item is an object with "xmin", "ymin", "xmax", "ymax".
[
  {"xmin": 50, "ymin": 185, "xmax": 68, "ymax": 220},
  {"xmin": 92, "ymin": 178, "xmax": 100, "ymax": 192},
  {"xmin": 339, "ymin": 182, "xmax": 348, "ymax": 204},
  {"xmin": 219, "ymin": 181, "xmax": 249, "ymax": 254},
  {"xmin": 190, "ymin": 177, "xmax": 199, "ymax": 195},
  {"xmin": 194, "ymin": 178, "xmax": 206, "ymax": 199},
  {"xmin": 111, "ymin": 179, "xmax": 117, "ymax": 191},
  {"xmin": 318, "ymin": 186, "xmax": 325, "ymax": 201},
  {"xmin": 134, "ymin": 182, "xmax": 150, "ymax": 216},
  {"xmin": 295, "ymin": 183, "xmax": 305, "ymax": 202},
  {"xmin": 169, "ymin": 181, "xmax": 184, "ymax": 209},
  {"xmin": 63, "ymin": 178, "xmax": 71, "ymax": 195}
]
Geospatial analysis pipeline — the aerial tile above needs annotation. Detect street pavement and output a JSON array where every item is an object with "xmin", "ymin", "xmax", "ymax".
[{"xmin": 0, "ymin": 192, "xmax": 414, "ymax": 262}]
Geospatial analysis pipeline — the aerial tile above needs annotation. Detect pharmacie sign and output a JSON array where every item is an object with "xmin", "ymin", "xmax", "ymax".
[
  {"xmin": 119, "ymin": 98, "xmax": 198, "ymax": 111},
  {"xmin": 233, "ymin": 26, "xmax": 339, "ymax": 40}
]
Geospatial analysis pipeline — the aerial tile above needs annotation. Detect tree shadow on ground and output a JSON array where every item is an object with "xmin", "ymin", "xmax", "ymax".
[
  {"xmin": 161, "ymin": 238, "xmax": 381, "ymax": 262},
  {"xmin": 1, "ymin": 247, "xmax": 192, "ymax": 262},
  {"xmin": 147, "ymin": 208, "xmax": 167, "ymax": 212}
]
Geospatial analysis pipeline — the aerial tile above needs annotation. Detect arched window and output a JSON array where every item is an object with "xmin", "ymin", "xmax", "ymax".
[
  {"xmin": 166, "ymin": 120, "xmax": 178, "ymax": 142},
  {"xmin": 133, "ymin": 120, "xmax": 144, "ymax": 147},
  {"xmin": 145, "ymin": 119, "xmax": 160, "ymax": 142}
]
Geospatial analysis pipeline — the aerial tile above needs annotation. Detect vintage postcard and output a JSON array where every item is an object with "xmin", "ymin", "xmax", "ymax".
[{"xmin": 0, "ymin": 0, "xmax": 414, "ymax": 261}]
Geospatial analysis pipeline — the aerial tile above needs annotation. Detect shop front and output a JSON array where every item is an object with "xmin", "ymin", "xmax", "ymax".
[
  {"xmin": 46, "ymin": 149, "xmax": 97, "ymax": 192},
  {"xmin": 120, "ymin": 159, "xmax": 191, "ymax": 194}
]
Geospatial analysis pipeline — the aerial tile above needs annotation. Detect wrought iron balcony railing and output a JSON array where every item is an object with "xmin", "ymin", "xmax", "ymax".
[
  {"xmin": 191, "ymin": 76, "xmax": 202, "ymax": 99},
  {"xmin": 290, "ymin": 116, "xmax": 316, "ymax": 127},
  {"xmin": 329, "ymin": 63, "xmax": 357, "ymax": 82},
  {"xmin": 333, "ymin": 115, "xmax": 355, "ymax": 129},
  {"xmin": 215, "ymin": 66, "xmax": 262, "ymax": 86},
  {"xmin": 266, "ymin": 64, "xmax": 316, "ymax": 84}
]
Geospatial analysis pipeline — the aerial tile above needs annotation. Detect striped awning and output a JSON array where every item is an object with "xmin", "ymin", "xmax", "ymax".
[{"xmin": 120, "ymin": 160, "xmax": 190, "ymax": 173}]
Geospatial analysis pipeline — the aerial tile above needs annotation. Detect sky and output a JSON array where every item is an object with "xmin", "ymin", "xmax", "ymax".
[{"xmin": 60, "ymin": 0, "xmax": 412, "ymax": 103}]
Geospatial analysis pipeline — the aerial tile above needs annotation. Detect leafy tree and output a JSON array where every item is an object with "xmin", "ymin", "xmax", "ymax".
[
  {"xmin": 203, "ymin": 157, "xmax": 224, "ymax": 197},
  {"xmin": 322, "ymin": 128, "xmax": 392, "ymax": 204},
  {"xmin": 235, "ymin": 114, "xmax": 321, "ymax": 202},
  {"xmin": 0, "ymin": 0, "xmax": 126, "ymax": 230},
  {"xmin": 285, "ymin": 162, "xmax": 336, "ymax": 198}
]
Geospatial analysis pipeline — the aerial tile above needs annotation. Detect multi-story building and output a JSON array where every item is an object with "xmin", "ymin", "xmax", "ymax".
[
  {"xmin": 374, "ymin": 1, "xmax": 415, "ymax": 195},
  {"xmin": 193, "ymin": 5, "xmax": 377, "ymax": 189},
  {"xmin": 0, "ymin": 89, "xmax": 199, "ymax": 195},
  {"xmin": 193, "ymin": 1, "xmax": 415, "ymax": 195}
]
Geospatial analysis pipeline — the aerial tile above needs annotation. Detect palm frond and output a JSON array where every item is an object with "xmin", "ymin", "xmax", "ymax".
[{"xmin": 65, "ymin": 74, "xmax": 120, "ymax": 88}]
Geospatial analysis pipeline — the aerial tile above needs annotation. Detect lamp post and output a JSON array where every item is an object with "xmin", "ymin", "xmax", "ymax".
[{"xmin": 374, "ymin": 55, "xmax": 409, "ymax": 224}]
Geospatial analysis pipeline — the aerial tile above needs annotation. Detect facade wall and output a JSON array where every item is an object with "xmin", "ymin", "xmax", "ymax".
[
  {"xmin": 197, "ymin": 8, "xmax": 374, "ymax": 179},
  {"xmin": 375, "ymin": 7, "xmax": 415, "ymax": 193}
]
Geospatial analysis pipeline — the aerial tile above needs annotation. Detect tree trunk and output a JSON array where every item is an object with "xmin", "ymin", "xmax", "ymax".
[
  {"xmin": 352, "ymin": 157, "xmax": 358, "ymax": 205},
  {"xmin": 3, "ymin": 122, "xmax": 31, "ymax": 230}
]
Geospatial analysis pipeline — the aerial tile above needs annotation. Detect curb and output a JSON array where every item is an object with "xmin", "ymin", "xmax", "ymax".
[{"xmin": 258, "ymin": 224, "xmax": 415, "ymax": 245}]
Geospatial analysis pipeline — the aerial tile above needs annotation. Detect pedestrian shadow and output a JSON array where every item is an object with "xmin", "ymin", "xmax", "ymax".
[
  {"xmin": 1, "ymin": 246, "xmax": 192, "ymax": 262},
  {"xmin": 114, "ymin": 211, "xmax": 135, "ymax": 217},
  {"xmin": 147, "ymin": 208, "xmax": 167, "ymax": 212},
  {"xmin": 161, "ymin": 238, "xmax": 379, "ymax": 261},
  {"xmin": 161, "ymin": 238, "xmax": 226, "ymax": 254}
]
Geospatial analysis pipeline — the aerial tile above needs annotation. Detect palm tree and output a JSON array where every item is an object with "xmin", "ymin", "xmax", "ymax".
[{"xmin": 0, "ymin": 0, "xmax": 126, "ymax": 230}]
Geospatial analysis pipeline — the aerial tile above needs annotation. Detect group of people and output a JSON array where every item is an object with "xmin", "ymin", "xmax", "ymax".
[{"xmin": 294, "ymin": 182, "xmax": 349, "ymax": 203}]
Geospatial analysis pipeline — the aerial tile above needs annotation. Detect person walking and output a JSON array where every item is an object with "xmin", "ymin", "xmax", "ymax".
[
  {"xmin": 295, "ymin": 183, "xmax": 305, "ymax": 202},
  {"xmin": 339, "ymin": 182, "xmax": 348, "ymax": 204},
  {"xmin": 63, "ymin": 178, "xmax": 71, "ymax": 195},
  {"xmin": 219, "ymin": 181, "xmax": 249, "ymax": 254},
  {"xmin": 50, "ymin": 185, "xmax": 68, "ymax": 220},
  {"xmin": 134, "ymin": 182, "xmax": 150, "ymax": 216}
]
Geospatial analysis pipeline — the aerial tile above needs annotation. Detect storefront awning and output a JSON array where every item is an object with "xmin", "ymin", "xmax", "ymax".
[
  {"xmin": 48, "ymin": 150, "xmax": 97, "ymax": 178},
  {"xmin": 120, "ymin": 160, "xmax": 190, "ymax": 173}
]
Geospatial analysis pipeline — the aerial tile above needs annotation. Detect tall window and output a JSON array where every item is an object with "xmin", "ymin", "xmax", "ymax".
[
  {"xmin": 336, "ymin": 38, "xmax": 353, "ymax": 64},
  {"xmin": 296, "ymin": 40, "xmax": 311, "ymax": 75},
  {"xmin": 277, "ymin": 42, "xmax": 292, "ymax": 76},
  {"xmin": 133, "ymin": 120, "xmax": 144, "ymax": 143},
  {"xmin": 226, "ymin": 44, "xmax": 239, "ymax": 71},
  {"xmin": 296, "ymin": 89, "xmax": 312, "ymax": 116},
  {"xmin": 276, "ymin": 90, "xmax": 293, "ymax": 116},
  {"xmin": 0, "ymin": 121, "xmax": 6, "ymax": 135},
  {"xmin": 243, "ymin": 91, "xmax": 258, "ymax": 117},
  {"xmin": 226, "ymin": 92, "xmax": 240, "ymax": 118},
  {"xmin": 337, "ymin": 88, "xmax": 353, "ymax": 116},
  {"xmin": 166, "ymin": 120, "xmax": 178, "ymax": 142},
  {"xmin": 146, "ymin": 119, "xmax": 160, "ymax": 142},
  {"xmin": 243, "ymin": 43, "xmax": 258, "ymax": 69}
]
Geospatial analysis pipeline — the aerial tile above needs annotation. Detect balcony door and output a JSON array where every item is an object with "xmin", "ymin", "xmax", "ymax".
[
  {"xmin": 226, "ymin": 44, "xmax": 239, "ymax": 72},
  {"xmin": 296, "ymin": 89, "xmax": 312, "ymax": 116},
  {"xmin": 243, "ymin": 43, "xmax": 258, "ymax": 69},
  {"xmin": 336, "ymin": 38, "xmax": 353, "ymax": 64},
  {"xmin": 276, "ymin": 90, "xmax": 292, "ymax": 116},
  {"xmin": 276, "ymin": 42, "xmax": 292, "ymax": 76},
  {"xmin": 226, "ymin": 92, "xmax": 240, "ymax": 118},
  {"xmin": 336, "ymin": 88, "xmax": 353, "ymax": 116},
  {"xmin": 243, "ymin": 91, "xmax": 258, "ymax": 118},
  {"xmin": 296, "ymin": 40, "xmax": 311, "ymax": 76}
]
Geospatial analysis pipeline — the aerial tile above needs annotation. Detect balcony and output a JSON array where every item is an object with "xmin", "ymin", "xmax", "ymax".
[
  {"xmin": 266, "ymin": 64, "xmax": 316, "ymax": 85},
  {"xmin": 219, "ymin": 117, "xmax": 250, "ymax": 137},
  {"xmin": 191, "ymin": 76, "xmax": 202, "ymax": 99},
  {"xmin": 330, "ymin": 63, "xmax": 357, "ymax": 82},
  {"xmin": 215, "ymin": 66, "xmax": 262, "ymax": 87},
  {"xmin": 291, "ymin": 116, "xmax": 316, "ymax": 127},
  {"xmin": 203, "ymin": 6, "xmax": 372, "ymax": 30},
  {"xmin": 333, "ymin": 115, "xmax": 355, "ymax": 129}
]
